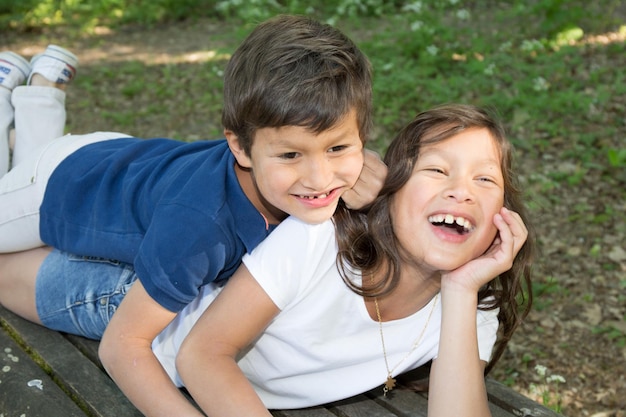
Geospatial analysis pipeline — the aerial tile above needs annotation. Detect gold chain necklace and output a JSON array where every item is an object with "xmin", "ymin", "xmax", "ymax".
[{"xmin": 373, "ymin": 293, "xmax": 439, "ymax": 396}]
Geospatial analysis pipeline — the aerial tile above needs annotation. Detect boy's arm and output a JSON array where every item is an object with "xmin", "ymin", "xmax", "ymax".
[
  {"xmin": 427, "ymin": 208, "xmax": 527, "ymax": 417},
  {"xmin": 176, "ymin": 264, "xmax": 279, "ymax": 417},
  {"xmin": 99, "ymin": 281, "xmax": 203, "ymax": 417},
  {"xmin": 341, "ymin": 149, "xmax": 387, "ymax": 209}
]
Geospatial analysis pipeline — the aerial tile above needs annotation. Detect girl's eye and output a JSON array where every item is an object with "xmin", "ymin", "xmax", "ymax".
[
  {"xmin": 478, "ymin": 176, "xmax": 503, "ymax": 186},
  {"xmin": 427, "ymin": 168, "xmax": 445, "ymax": 174}
]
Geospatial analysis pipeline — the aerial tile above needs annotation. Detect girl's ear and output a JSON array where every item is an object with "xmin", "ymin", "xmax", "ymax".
[{"xmin": 225, "ymin": 129, "xmax": 252, "ymax": 169}]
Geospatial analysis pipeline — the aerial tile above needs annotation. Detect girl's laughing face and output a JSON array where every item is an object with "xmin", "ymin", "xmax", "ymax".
[{"xmin": 390, "ymin": 127, "xmax": 505, "ymax": 273}]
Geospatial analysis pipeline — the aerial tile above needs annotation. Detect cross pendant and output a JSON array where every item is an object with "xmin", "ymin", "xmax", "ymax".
[{"xmin": 383, "ymin": 376, "xmax": 396, "ymax": 397}]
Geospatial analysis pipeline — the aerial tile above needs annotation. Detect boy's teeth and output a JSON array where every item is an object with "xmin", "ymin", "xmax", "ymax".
[{"xmin": 301, "ymin": 193, "xmax": 329, "ymax": 199}]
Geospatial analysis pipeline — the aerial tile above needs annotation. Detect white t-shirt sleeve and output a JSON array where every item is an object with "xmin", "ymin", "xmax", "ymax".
[
  {"xmin": 476, "ymin": 306, "xmax": 500, "ymax": 362},
  {"xmin": 242, "ymin": 217, "xmax": 337, "ymax": 310}
]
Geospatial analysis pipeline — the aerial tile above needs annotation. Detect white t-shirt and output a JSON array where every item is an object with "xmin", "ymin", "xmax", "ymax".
[{"xmin": 152, "ymin": 217, "xmax": 499, "ymax": 409}]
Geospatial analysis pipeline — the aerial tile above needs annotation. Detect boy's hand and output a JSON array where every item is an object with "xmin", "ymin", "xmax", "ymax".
[{"xmin": 341, "ymin": 149, "xmax": 387, "ymax": 210}]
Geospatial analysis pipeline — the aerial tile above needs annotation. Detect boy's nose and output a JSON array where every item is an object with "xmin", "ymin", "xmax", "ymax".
[{"xmin": 301, "ymin": 156, "xmax": 333, "ymax": 190}]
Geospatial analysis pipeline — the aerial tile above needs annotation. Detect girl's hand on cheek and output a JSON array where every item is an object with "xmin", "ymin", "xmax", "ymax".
[
  {"xmin": 342, "ymin": 149, "xmax": 387, "ymax": 210},
  {"xmin": 441, "ymin": 207, "xmax": 528, "ymax": 293}
]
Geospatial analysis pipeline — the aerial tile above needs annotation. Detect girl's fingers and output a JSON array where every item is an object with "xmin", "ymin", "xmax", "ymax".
[{"xmin": 498, "ymin": 207, "xmax": 528, "ymax": 253}]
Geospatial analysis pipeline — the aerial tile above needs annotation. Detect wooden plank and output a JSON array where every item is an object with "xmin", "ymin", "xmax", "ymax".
[
  {"xmin": 328, "ymin": 394, "xmax": 402, "ymax": 416},
  {"xmin": 0, "ymin": 329, "xmax": 85, "ymax": 417},
  {"xmin": 272, "ymin": 407, "xmax": 339, "ymax": 416},
  {"xmin": 367, "ymin": 387, "xmax": 429, "ymax": 417},
  {"xmin": 65, "ymin": 334, "xmax": 101, "ymax": 366},
  {"xmin": 486, "ymin": 379, "xmax": 562, "ymax": 417},
  {"xmin": 0, "ymin": 306, "xmax": 142, "ymax": 417},
  {"xmin": 490, "ymin": 403, "xmax": 518, "ymax": 417}
]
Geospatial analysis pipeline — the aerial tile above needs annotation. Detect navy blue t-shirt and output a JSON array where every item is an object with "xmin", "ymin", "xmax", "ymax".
[{"xmin": 40, "ymin": 138, "xmax": 274, "ymax": 312}]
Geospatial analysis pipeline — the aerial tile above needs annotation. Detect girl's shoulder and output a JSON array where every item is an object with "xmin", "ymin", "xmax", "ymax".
[{"xmin": 242, "ymin": 217, "xmax": 338, "ymax": 309}]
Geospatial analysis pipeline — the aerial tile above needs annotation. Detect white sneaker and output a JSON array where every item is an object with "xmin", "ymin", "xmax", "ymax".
[
  {"xmin": 29, "ymin": 45, "xmax": 79, "ymax": 85},
  {"xmin": 0, "ymin": 51, "xmax": 31, "ymax": 90}
]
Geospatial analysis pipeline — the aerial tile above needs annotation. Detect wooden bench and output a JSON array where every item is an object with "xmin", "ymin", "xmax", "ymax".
[{"xmin": 0, "ymin": 305, "xmax": 562, "ymax": 417}]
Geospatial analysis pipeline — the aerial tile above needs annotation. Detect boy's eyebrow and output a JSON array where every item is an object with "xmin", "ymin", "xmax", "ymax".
[
  {"xmin": 270, "ymin": 134, "xmax": 358, "ymax": 151},
  {"xmin": 267, "ymin": 123, "xmax": 360, "ymax": 148}
]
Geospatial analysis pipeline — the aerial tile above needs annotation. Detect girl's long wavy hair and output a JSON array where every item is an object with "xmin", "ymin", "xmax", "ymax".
[{"xmin": 334, "ymin": 104, "xmax": 535, "ymax": 374}]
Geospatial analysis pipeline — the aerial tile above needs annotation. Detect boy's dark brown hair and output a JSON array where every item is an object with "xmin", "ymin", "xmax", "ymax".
[
  {"xmin": 221, "ymin": 14, "xmax": 372, "ymax": 155},
  {"xmin": 335, "ymin": 103, "xmax": 535, "ymax": 374}
]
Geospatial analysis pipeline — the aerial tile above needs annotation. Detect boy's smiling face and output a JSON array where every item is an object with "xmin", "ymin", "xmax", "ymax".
[
  {"xmin": 390, "ymin": 127, "xmax": 505, "ymax": 273},
  {"xmin": 229, "ymin": 109, "xmax": 364, "ymax": 225}
]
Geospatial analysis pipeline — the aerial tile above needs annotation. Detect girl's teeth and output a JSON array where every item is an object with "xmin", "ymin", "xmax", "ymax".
[{"xmin": 428, "ymin": 214, "xmax": 474, "ymax": 231}]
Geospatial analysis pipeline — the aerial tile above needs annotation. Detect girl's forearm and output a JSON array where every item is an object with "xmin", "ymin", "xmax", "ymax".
[
  {"xmin": 177, "ymin": 351, "xmax": 272, "ymax": 417},
  {"xmin": 427, "ymin": 288, "xmax": 491, "ymax": 417}
]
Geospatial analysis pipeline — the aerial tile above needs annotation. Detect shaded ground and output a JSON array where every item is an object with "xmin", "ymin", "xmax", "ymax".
[{"xmin": 4, "ymin": 16, "xmax": 625, "ymax": 417}]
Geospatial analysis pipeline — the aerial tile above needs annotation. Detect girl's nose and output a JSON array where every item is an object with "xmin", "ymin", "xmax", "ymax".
[{"xmin": 444, "ymin": 177, "xmax": 475, "ymax": 203}]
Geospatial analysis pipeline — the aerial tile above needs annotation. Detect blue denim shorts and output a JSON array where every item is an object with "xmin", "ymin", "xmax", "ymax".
[{"xmin": 35, "ymin": 249, "xmax": 139, "ymax": 339}]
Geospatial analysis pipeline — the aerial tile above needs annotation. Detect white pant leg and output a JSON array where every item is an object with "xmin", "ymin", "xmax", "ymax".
[
  {"xmin": 0, "ymin": 131, "xmax": 131, "ymax": 253},
  {"xmin": 0, "ymin": 88, "xmax": 13, "ymax": 176},
  {"xmin": 12, "ymin": 85, "xmax": 67, "ymax": 167}
]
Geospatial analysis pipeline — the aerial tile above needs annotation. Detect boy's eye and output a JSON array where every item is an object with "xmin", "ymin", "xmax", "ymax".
[
  {"xmin": 279, "ymin": 152, "xmax": 299, "ymax": 159},
  {"xmin": 427, "ymin": 168, "xmax": 445, "ymax": 174},
  {"xmin": 328, "ymin": 145, "xmax": 348, "ymax": 153}
]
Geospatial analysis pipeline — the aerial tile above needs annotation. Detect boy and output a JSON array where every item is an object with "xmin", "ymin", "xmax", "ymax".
[{"xmin": 0, "ymin": 15, "xmax": 383, "ymax": 416}]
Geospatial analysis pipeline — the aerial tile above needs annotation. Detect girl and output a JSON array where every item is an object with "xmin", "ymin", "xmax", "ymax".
[{"xmin": 152, "ymin": 104, "xmax": 535, "ymax": 417}]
